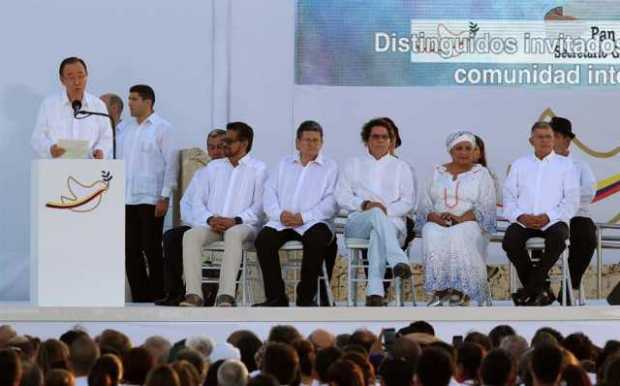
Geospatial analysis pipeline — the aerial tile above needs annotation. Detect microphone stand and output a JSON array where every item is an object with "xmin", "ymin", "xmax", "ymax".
[{"xmin": 74, "ymin": 110, "xmax": 116, "ymax": 159}]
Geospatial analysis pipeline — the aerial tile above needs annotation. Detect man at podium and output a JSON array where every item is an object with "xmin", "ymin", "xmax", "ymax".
[{"xmin": 31, "ymin": 57, "xmax": 112, "ymax": 159}]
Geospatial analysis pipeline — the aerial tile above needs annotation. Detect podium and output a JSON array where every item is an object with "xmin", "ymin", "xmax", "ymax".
[{"xmin": 31, "ymin": 160, "xmax": 125, "ymax": 306}]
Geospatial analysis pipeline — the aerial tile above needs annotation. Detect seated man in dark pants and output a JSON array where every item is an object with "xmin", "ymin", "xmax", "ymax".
[
  {"xmin": 155, "ymin": 129, "xmax": 226, "ymax": 306},
  {"xmin": 502, "ymin": 121, "xmax": 579, "ymax": 306},
  {"xmin": 254, "ymin": 121, "xmax": 339, "ymax": 307},
  {"xmin": 548, "ymin": 117, "xmax": 597, "ymax": 302}
]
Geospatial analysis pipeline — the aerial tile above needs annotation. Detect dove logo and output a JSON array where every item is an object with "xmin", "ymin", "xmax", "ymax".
[{"xmin": 46, "ymin": 171, "xmax": 113, "ymax": 212}]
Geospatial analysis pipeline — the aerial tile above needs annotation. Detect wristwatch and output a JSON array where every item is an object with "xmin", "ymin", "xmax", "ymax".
[{"xmin": 234, "ymin": 216, "xmax": 243, "ymax": 225}]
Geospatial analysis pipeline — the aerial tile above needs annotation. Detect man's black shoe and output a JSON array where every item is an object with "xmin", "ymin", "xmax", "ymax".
[
  {"xmin": 527, "ymin": 291, "xmax": 554, "ymax": 306},
  {"xmin": 252, "ymin": 295, "xmax": 289, "ymax": 307},
  {"xmin": 154, "ymin": 294, "xmax": 184, "ymax": 306}
]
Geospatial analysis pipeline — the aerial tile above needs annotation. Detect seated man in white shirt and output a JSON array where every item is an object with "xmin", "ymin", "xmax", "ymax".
[
  {"xmin": 119, "ymin": 85, "xmax": 178, "ymax": 302},
  {"xmin": 502, "ymin": 121, "xmax": 579, "ymax": 306},
  {"xmin": 549, "ymin": 117, "xmax": 597, "ymax": 301},
  {"xmin": 155, "ymin": 129, "xmax": 227, "ymax": 306},
  {"xmin": 335, "ymin": 118, "xmax": 415, "ymax": 307},
  {"xmin": 180, "ymin": 122, "xmax": 267, "ymax": 307},
  {"xmin": 31, "ymin": 57, "xmax": 112, "ymax": 159},
  {"xmin": 253, "ymin": 121, "xmax": 339, "ymax": 307}
]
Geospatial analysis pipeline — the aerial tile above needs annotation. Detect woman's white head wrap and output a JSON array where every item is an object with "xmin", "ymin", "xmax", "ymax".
[{"xmin": 445, "ymin": 130, "xmax": 476, "ymax": 151}]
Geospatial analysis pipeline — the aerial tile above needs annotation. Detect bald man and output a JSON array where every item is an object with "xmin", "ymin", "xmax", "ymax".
[{"xmin": 308, "ymin": 329, "xmax": 335, "ymax": 350}]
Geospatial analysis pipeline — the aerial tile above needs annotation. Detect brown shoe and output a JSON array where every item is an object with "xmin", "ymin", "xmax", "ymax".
[
  {"xmin": 393, "ymin": 263, "xmax": 412, "ymax": 279},
  {"xmin": 366, "ymin": 295, "xmax": 385, "ymax": 307},
  {"xmin": 215, "ymin": 294, "xmax": 237, "ymax": 307},
  {"xmin": 179, "ymin": 294, "xmax": 204, "ymax": 307}
]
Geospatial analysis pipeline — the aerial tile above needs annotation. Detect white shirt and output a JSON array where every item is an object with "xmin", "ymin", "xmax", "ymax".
[
  {"xmin": 568, "ymin": 155, "xmax": 596, "ymax": 218},
  {"xmin": 189, "ymin": 155, "xmax": 267, "ymax": 232},
  {"xmin": 180, "ymin": 166, "xmax": 208, "ymax": 227},
  {"xmin": 335, "ymin": 152, "xmax": 416, "ymax": 235},
  {"xmin": 118, "ymin": 112, "xmax": 178, "ymax": 205},
  {"xmin": 503, "ymin": 151, "xmax": 579, "ymax": 230},
  {"xmin": 263, "ymin": 153, "xmax": 339, "ymax": 235},
  {"xmin": 31, "ymin": 92, "xmax": 112, "ymax": 158}
]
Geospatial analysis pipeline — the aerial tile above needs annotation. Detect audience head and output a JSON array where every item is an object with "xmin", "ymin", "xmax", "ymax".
[
  {"xmin": 292, "ymin": 340, "xmax": 315, "ymax": 379},
  {"xmin": 562, "ymin": 365, "xmax": 592, "ymax": 386},
  {"xmin": 296, "ymin": 120, "xmax": 324, "ymax": 160},
  {"xmin": 175, "ymin": 349, "xmax": 206, "ymax": 380},
  {"xmin": 8, "ymin": 336, "xmax": 38, "ymax": 362},
  {"xmin": 531, "ymin": 344, "xmax": 564, "ymax": 386},
  {"xmin": 37, "ymin": 339, "xmax": 70, "ymax": 375},
  {"xmin": 464, "ymin": 332, "xmax": 492, "ymax": 352},
  {"xmin": 87, "ymin": 354, "xmax": 122, "ymax": 386},
  {"xmin": 128, "ymin": 84, "xmax": 156, "ymax": 118},
  {"xmin": 604, "ymin": 354, "xmax": 620, "ymax": 386},
  {"xmin": 327, "ymin": 359, "xmax": 365, "ymax": 386},
  {"xmin": 96, "ymin": 330, "xmax": 131, "ymax": 358},
  {"xmin": 122, "ymin": 347, "xmax": 155, "ymax": 386},
  {"xmin": 499, "ymin": 335, "xmax": 529, "ymax": 366},
  {"xmin": 207, "ymin": 129, "xmax": 227, "ymax": 160},
  {"xmin": 267, "ymin": 326, "xmax": 302, "ymax": 345},
  {"xmin": 343, "ymin": 344, "xmax": 368, "ymax": 358},
  {"xmin": 531, "ymin": 331, "xmax": 560, "ymax": 349},
  {"xmin": 227, "ymin": 331, "xmax": 262, "ymax": 373},
  {"xmin": 445, "ymin": 131, "xmax": 476, "ymax": 168},
  {"xmin": 361, "ymin": 118, "xmax": 394, "ymax": 159},
  {"xmin": 390, "ymin": 337, "xmax": 421, "ymax": 372},
  {"xmin": 308, "ymin": 329, "xmax": 336, "ymax": 351},
  {"xmin": 597, "ymin": 341, "xmax": 620, "ymax": 382},
  {"xmin": 185, "ymin": 336, "xmax": 214, "ymax": 360},
  {"xmin": 415, "ymin": 347, "xmax": 453, "ymax": 386},
  {"xmin": 401, "ymin": 322, "xmax": 435, "ymax": 337},
  {"xmin": 562, "ymin": 333, "xmax": 594, "ymax": 362},
  {"xmin": 455, "ymin": 343, "xmax": 483, "ymax": 383},
  {"xmin": 204, "ymin": 360, "xmax": 225, "ymax": 386},
  {"xmin": 0, "ymin": 325, "xmax": 18, "ymax": 348},
  {"xmin": 59, "ymin": 329, "xmax": 88, "ymax": 348},
  {"xmin": 144, "ymin": 365, "xmax": 180, "ymax": 386},
  {"xmin": 100, "ymin": 94, "xmax": 124, "ymax": 126},
  {"xmin": 58, "ymin": 57, "xmax": 88, "ymax": 100},
  {"xmin": 349, "ymin": 329, "xmax": 377, "ymax": 355},
  {"xmin": 225, "ymin": 122, "xmax": 254, "ymax": 156},
  {"xmin": 217, "ymin": 359, "xmax": 248, "ymax": 386},
  {"xmin": 20, "ymin": 361, "xmax": 43, "ymax": 386},
  {"xmin": 143, "ymin": 336, "xmax": 172, "ymax": 366},
  {"xmin": 342, "ymin": 352, "xmax": 375, "ymax": 386},
  {"xmin": 171, "ymin": 360, "xmax": 201, "ymax": 386},
  {"xmin": 44, "ymin": 370, "xmax": 74, "ymax": 386},
  {"xmin": 261, "ymin": 342, "xmax": 299, "ymax": 386},
  {"xmin": 316, "ymin": 346, "xmax": 344, "ymax": 383},
  {"xmin": 0, "ymin": 348, "xmax": 22, "ymax": 386},
  {"xmin": 489, "ymin": 325, "xmax": 516, "ymax": 348},
  {"xmin": 336, "ymin": 334, "xmax": 352, "ymax": 349},
  {"xmin": 550, "ymin": 116, "xmax": 574, "ymax": 156},
  {"xmin": 69, "ymin": 335, "xmax": 99, "ymax": 377},
  {"xmin": 378, "ymin": 357, "xmax": 413, "ymax": 386},
  {"xmin": 473, "ymin": 135, "xmax": 488, "ymax": 167},
  {"xmin": 529, "ymin": 121, "xmax": 554, "ymax": 158},
  {"xmin": 247, "ymin": 374, "xmax": 279, "ymax": 386},
  {"xmin": 480, "ymin": 348, "xmax": 514, "ymax": 386}
]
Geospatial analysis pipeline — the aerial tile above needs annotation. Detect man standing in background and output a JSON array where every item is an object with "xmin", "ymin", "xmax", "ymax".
[{"xmin": 119, "ymin": 84, "xmax": 178, "ymax": 302}]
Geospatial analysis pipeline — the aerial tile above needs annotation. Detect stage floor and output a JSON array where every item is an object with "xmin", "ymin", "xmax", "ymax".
[{"xmin": 2, "ymin": 301, "xmax": 620, "ymax": 346}]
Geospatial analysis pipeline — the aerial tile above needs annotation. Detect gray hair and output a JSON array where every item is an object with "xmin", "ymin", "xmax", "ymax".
[
  {"xmin": 208, "ymin": 129, "xmax": 227, "ymax": 139},
  {"xmin": 217, "ymin": 359, "xmax": 248, "ymax": 386},
  {"xmin": 186, "ymin": 336, "xmax": 215, "ymax": 359},
  {"xmin": 499, "ymin": 335, "xmax": 529, "ymax": 363}
]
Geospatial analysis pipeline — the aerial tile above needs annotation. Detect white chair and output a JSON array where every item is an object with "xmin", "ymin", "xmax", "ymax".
[
  {"xmin": 345, "ymin": 238, "xmax": 416, "ymax": 307},
  {"xmin": 508, "ymin": 237, "xmax": 575, "ymax": 306},
  {"xmin": 201, "ymin": 241, "xmax": 255, "ymax": 306}
]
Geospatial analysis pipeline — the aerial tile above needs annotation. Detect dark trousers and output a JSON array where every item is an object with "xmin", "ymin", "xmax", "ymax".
[
  {"xmin": 502, "ymin": 222, "xmax": 569, "ymax": 297},
  {"xmin": 125, "ymin": 204, "xmax": 165, "ymax": 302},
  {"xmin": 255, "ymin": 223, "xmax": 337, "ymax": 305},
  {"xmin": 568, "ymin": 217, "xmax": 597, "ymax": 289},
  {"xmin": 162, "ymin": 225, "xmax": 191, "ymax": 297}
]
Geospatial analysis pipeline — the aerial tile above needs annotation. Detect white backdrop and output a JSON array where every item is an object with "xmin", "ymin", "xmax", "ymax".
[{"xmin": 2, "ymin": 1, "xmax": 619, "ymax": 301}]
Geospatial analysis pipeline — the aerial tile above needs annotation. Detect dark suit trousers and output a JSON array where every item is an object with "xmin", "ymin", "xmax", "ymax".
[{"xmin": 162, "ymin": 225, "xmax": 191, "ymax": 297}]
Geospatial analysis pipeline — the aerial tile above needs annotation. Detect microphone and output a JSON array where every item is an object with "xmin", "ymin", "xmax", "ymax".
[{"xmin": 72, "ymin": 100, "xmax": 82, "ymax": 117}]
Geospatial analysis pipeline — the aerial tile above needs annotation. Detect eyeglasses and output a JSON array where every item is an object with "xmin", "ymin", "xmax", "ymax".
[{"xmin": 370, "ymin": 134, "xmax": 390, "ymax": 140}]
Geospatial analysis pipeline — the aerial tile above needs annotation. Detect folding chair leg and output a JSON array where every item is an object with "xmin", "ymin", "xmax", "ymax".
[
  {"xmin": 347, "ymin": 253, "xmax": 353, "ymax": 307},
  {"xmin": 322, "ymin": 261, "xmax": 334, "ymax": 307},
  {"xmin": 353, "ymin": 250, "xmax": 359, "ymax": 307},
  {"xmin": 410, "ymin": 275, "xmax": 417, "ymax": 306}
]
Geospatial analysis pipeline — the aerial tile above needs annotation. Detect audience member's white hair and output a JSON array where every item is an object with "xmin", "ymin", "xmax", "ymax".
[
  {"xmin": 500, "ymin": 334, "xmax": 529, "ymax": 362},
  {"xmin": 143, "ymin": 336, "xmax": 172, "ymax": 365},
  {"xmin": 211, "ymin": 342, "xmax": 241, "ymax": 363},
  {"xmin": 217, "ymin": 359, "xmax": 248, "ymax": 386},
  {"xmin": 186, "ymin": 336, "xmax": 215, "ymax": 359}
]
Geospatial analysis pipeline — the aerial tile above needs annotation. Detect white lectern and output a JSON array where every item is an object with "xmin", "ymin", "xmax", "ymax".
[{"xmin": 31, "ymin": 160, "xmax": 125, "ymax": 306}]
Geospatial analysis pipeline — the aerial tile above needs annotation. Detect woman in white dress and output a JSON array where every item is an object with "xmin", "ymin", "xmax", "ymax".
[{"xmin": 417, "ymin": 131, "xmax": 497, "ymax": 306}]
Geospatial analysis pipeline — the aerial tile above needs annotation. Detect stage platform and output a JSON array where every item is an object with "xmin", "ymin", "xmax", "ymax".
[{"xmin": 2, "ymin": 301, "xmax": 620, "ymax": 346}]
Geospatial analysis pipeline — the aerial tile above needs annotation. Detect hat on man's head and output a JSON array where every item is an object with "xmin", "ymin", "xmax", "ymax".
[{"xmin": 550, "ymin": 117, "xmax": 575, "ymax": 139}]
